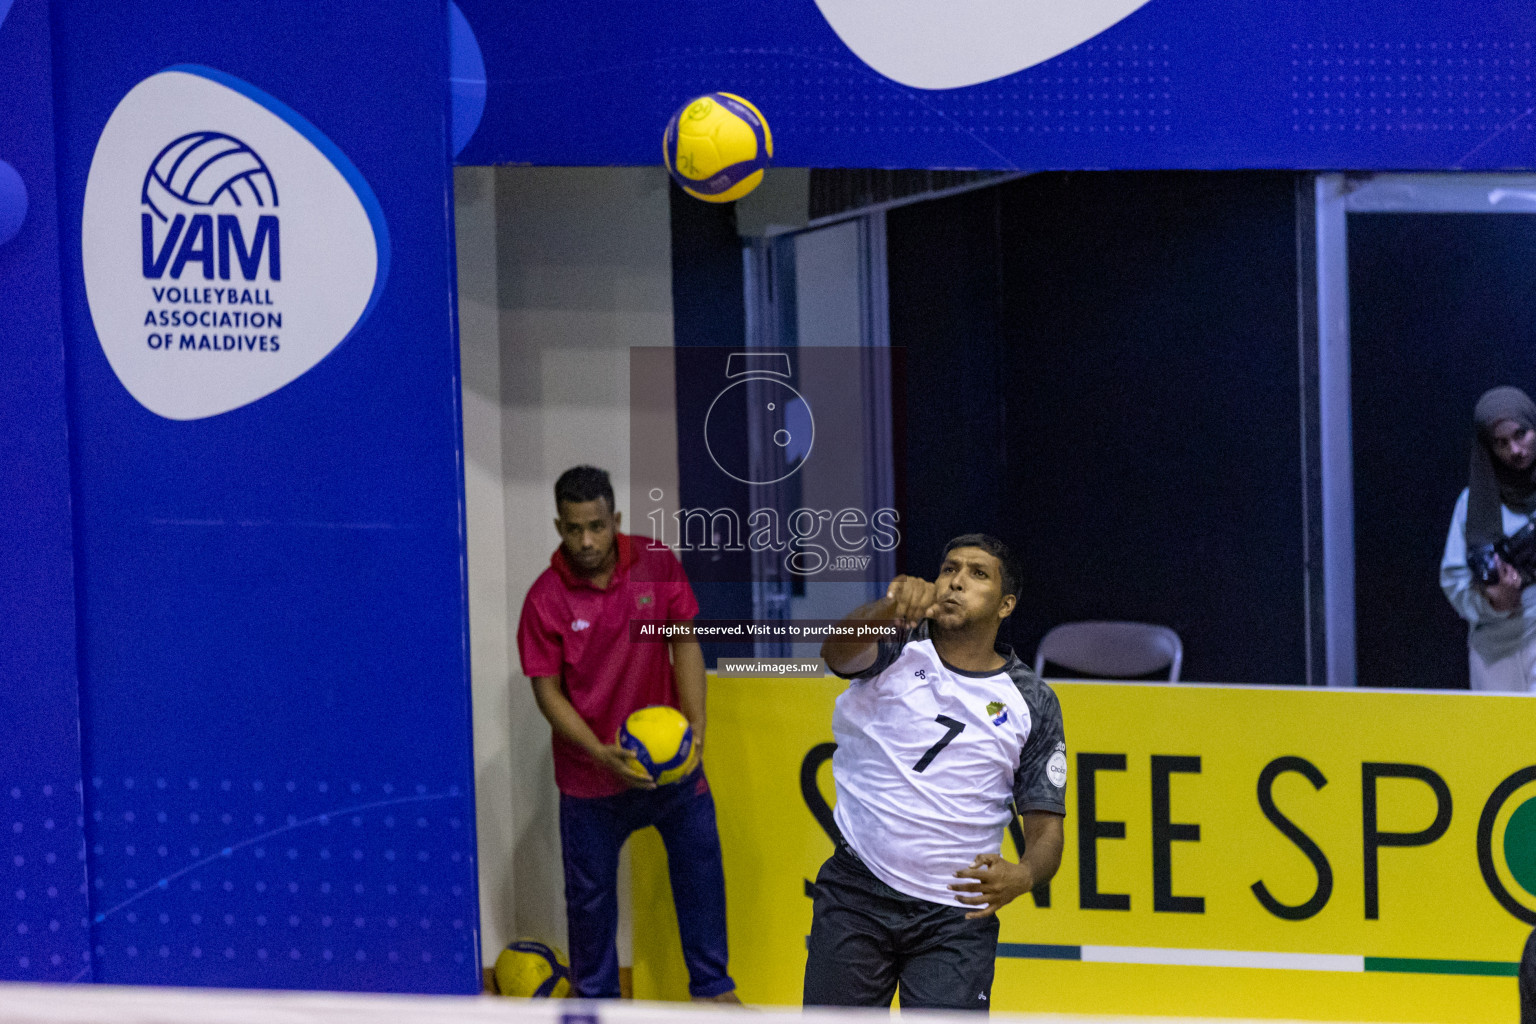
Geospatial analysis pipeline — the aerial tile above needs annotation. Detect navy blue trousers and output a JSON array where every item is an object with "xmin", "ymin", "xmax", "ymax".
[{"xmin": 559, "ymin": 768, "xmax": 735, "ymax": 999}]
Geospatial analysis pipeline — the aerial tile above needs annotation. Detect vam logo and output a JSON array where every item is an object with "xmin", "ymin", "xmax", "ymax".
[
  {"xmin": 140, "ymin": 132, "xmax": 280, "ymax": 285},
  {"xmin": 82, "ymin": 65, "xmax": 388, "ymax": 420},
  {"xmin": 812, "ymin": 0, "xmax": 1156, "ymax": 90}
]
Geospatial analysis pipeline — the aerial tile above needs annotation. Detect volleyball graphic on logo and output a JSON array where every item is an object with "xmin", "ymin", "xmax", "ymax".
[{"xmin": 142, "ymin": 131, "xmax": 277, "ymax": 221}]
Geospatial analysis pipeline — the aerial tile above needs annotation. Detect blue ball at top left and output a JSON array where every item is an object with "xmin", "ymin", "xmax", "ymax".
[{"xmin": 0, "ymin": 159, "xmax": 27, "ymax": 248}]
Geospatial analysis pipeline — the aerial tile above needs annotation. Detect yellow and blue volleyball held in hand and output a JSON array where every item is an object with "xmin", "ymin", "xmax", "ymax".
[
  {"xmin": 663, "ymin": 92, "xmax": 773, "ymax": 203},
  {"xmin": 617, "ymin": 705, "xmax": 700, "ymax": 785},
  {"xmin": 492, "ymin": 939, "xmax": 571, "ymax": 998}
]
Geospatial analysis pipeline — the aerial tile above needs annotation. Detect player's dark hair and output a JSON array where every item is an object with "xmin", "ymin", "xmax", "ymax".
[
  {"xmin": 942, "ymin": 533, "xmax": 1020, "ymax": 599},
  {"xmin": 555, "ymin": 465, "xmax": 615, "ymax": 514}
]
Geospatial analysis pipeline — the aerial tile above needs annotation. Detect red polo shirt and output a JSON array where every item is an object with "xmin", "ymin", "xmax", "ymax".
[{"xmin": 516, "ymin": 533, "xmax": 700, "ymax": 798}]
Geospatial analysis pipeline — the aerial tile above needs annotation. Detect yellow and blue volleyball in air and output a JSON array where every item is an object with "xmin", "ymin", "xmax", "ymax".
[
  {"xmin": 617, "ymin": 705, "xmax": 700, "ymax": 785},
  {"xmin": 663, "ymin": 92, "xmax": 773, "ymax": 203},
  {"xmin": 492, "ymin": 939, "xmax": 571, "ymax": 998}
]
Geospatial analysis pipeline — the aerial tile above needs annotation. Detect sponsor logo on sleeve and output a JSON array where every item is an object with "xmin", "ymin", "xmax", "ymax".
[
  {"xmin": 1047, "ymin": 748, "xmax": 1069, "ymax": 788},
  {"xmin": 82, "ymin": 65, "xmax": 388, "ymax": 420}
]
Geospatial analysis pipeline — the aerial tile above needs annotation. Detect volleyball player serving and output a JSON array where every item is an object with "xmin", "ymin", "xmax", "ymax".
[{"xmin": 804, "ymin": 534, "xmax": 1067, "ymax": 1012}]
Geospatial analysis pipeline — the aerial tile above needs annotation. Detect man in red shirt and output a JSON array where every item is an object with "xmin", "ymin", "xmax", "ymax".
[{"xmin": 517, "ymin": 465, "xmax": 737, "ymax": 1001}]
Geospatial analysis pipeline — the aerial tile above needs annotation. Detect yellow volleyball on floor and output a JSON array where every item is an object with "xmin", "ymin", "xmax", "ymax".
[{"xmin": 492, "ymin": 939, "xmax": 571, "ymax": 998}]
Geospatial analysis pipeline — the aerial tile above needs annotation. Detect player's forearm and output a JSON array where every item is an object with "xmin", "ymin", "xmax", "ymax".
[
  {"xmin": 530, "ymin": 675, "xmax": 607, "ymax": 756},
  {"xmin": 1018, "ymin": 811, "xmax": 1065, "ymax": 887},
  {"xmin": 821, "ymin": 597, "xmax": 895, "ymax": 674},
  {"xmin": 671, "ymin": 637, "xmax": 708, "ymax": 737}
]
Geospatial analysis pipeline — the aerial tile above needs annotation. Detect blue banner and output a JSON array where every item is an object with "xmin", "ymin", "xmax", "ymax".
[
  {"xmin": 0, "ymin": 0, "xmax": 92, "ymax": 985},
  {"xmin": 50, "ymin": 0, "xmax": 480, "ymax": 992},
  {"xmin": 455, "ymin": 0, "xmax": 1536, "ymax": 170}
]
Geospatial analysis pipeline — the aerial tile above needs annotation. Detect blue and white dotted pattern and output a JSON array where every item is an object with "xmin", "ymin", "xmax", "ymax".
[
  {"xmin": 658, "ymin": 42, "xmax": 1174, "ymax": 165},
  {"xmin": 84, "ymin": 777, "xmax": 477, "ymax": 989},
  {"xmin": 1292, "ymin": 41, "xmax": 1536, "ymax": 136},
  {"xmin": 2, "ymin": 780, "xmax": 91, "ymax": 981}
]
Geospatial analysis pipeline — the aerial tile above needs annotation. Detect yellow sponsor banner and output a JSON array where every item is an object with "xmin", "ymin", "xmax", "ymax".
[{"xmin": 632, "ymin": 679, "xmax": 1536, "ymax": 1020}]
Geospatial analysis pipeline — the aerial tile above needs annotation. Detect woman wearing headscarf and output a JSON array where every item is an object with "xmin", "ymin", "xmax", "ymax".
[{"xmin": 1441, "ymin": 386, "xmax": 1536, "ymax": 691}]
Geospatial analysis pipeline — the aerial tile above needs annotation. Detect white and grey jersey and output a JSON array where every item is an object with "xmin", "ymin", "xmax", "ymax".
[{"xmin": 829, "ymin": 624, "xmax": 1067, "ymax": 906}]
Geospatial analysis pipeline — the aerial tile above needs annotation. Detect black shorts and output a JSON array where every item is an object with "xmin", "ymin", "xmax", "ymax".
[{"xmin": 803, "ymin": 844, "xmax": 999, "ymax": 1012}]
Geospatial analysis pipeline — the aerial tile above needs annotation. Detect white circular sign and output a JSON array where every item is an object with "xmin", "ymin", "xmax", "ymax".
[{"xmin": 82, "ymin": 65, "xmax": 386, "ymax": 420}]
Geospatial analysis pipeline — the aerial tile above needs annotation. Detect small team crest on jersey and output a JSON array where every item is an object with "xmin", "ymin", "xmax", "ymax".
[
  {"xmin": 1047, "ymin": 747, "xmax": 1068, "ymax": 788},
  {"xmin": 635, "ymin": 592, "xmax": 654, "ymax": 610},
  {"xmin": 985, "ymin": 700, "xmax": 1009, "ymax": 726},
  {"xmin": 571, "ymin": 619, "xmax": 591, "ymax": 632}
]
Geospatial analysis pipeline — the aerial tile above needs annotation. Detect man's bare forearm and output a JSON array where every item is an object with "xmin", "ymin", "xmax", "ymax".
[
  {"xmin": 530, "ymin": 675, "xmax": 606, "ymax": 756},
  {"xmin": 820, "ymin": 597, "xmax": 896, "ymax": 676},
  {"xmin": 822, "ymin": 575, "xmax": 941, "ymax": 674},
  {"xmin": 670, "ymin": 635, "xmax": 708, "ymax": 744},
  {"xmin": 530, "ymin": 674, "xmax": 657, "ymax": 790},
  {"xmin": 1019, "ymin": 810, "xmax": 1065, "ymax": 887}
]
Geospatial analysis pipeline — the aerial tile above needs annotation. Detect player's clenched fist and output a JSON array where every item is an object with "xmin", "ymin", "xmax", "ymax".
[{"xmin": 884, "ymin": 575, "xmax": 941, "ymax": 629}]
